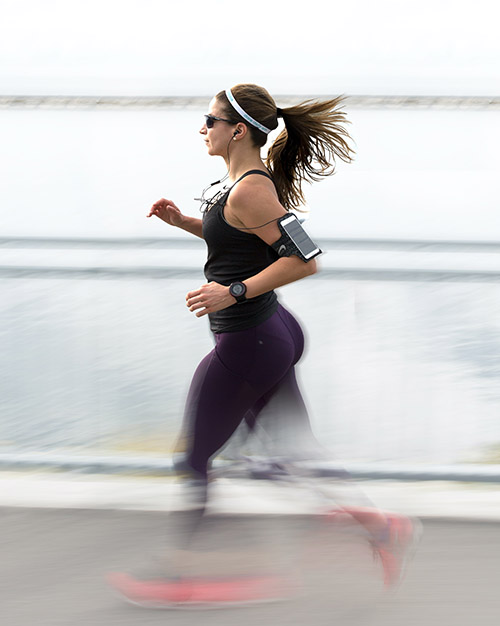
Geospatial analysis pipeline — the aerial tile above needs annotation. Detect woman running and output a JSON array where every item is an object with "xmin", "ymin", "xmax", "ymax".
[{"xmin": 109, "ymin": 84, "xmax": 420, "ymax": 606}]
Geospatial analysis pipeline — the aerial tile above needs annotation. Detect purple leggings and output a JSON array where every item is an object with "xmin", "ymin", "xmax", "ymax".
[{"xmin": 177, "ymin": 304, "xmax": 319, "ymax": 478}]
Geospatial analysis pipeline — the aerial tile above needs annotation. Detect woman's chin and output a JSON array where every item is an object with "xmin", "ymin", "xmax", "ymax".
[{"xmin": 205, "ymin": 144, "xmax": 223, "ymax": 157}]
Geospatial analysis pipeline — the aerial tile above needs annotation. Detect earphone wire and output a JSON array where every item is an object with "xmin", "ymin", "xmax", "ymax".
[
  {"xmin": 195, "ymin": 135, "xmax": 234, "ymax": 213},
  {"xmin": 235, "ymin": 216, "xmax": 282, "ymax": 230}
]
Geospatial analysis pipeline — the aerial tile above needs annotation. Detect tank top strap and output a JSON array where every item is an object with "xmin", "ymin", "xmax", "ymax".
[{"xmin": 231, "ymin": 169, "xmax": 273, "ymax": 187}]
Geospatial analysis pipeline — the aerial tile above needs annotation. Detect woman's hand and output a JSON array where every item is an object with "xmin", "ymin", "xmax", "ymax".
[
  {"xmin": 147, "ymin": 198, "xmax": 184, "ymax": 227},
  {"xmin": 186, "ymin": 282, "xmax": 235, "ymax": 317}
]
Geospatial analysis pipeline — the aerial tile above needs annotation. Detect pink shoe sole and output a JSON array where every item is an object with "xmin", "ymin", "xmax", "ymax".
[{"xmin": 107, "ymin": 571, "xmax": 298, "ymax": 608}]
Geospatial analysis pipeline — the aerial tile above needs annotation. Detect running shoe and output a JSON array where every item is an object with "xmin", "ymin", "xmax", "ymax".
[
  {"xmin": 370, "ymin": 512, "xmax": 423, "ymax": 588},
  {"xmin": 107, "ymin": 571, "xmax": 298, "ymax": 608}
]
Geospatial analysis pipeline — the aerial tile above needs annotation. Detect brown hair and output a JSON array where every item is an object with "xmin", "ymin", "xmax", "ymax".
[{"xmin": 216, "ymin": 84, "xmax": 354, "ymax": 211}]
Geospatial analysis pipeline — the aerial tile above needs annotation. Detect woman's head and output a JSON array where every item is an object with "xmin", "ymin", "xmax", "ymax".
[{"xmin": 215, "ymin": 84, "xmax": 280, "ymax": 148}]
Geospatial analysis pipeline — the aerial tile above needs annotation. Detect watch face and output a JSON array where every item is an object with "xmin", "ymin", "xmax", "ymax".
[{"xmin": 231, "ymin": 283, "xmax": 245, "ymax": 296}]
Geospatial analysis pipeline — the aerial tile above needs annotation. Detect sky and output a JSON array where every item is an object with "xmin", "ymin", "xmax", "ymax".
[{"xmin": 1, "ymin": 0, "xmax": 499, "ymax": 96}]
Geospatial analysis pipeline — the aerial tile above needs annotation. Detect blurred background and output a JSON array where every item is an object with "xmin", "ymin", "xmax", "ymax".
[{"xmin": 1, "ymin": 0, "xmax": 499, "ymax": 467}]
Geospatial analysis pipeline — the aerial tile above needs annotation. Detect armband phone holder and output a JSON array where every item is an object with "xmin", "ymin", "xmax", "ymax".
[{"xmin": 271, "ymin": 214, "xmax": 322, "ymax": 262}]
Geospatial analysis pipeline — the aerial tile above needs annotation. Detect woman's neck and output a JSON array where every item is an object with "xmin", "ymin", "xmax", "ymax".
[{"xmin": 224, "ymin": 149, "xmax": 266, "ymax": 183}]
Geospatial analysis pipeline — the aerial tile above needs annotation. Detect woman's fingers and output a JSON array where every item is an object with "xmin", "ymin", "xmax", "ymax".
[
  {"xmin": 186, "ymin": 290, "xmax": 204, "ymax": 311},
  {"xmin": 186, "ymin": 286, "xmax": 211, "ymax": 315},
  {"xmin": 186, "ymin": 297, "xmax": 209, "ymax": 317},
  {"xmin": 188, "ymin": 299, "xmax": 204, "ymax": 310},
  {"xmin": 185, "ymin": 282, "xmax": 234, "ymax": 317},
  {"xmin": 147, "ymin": 198, "xmax": 179, "ymax": 220},
  {"xmin": 186, "ymin": 288, "xmax": 202, "ymax": 302}
]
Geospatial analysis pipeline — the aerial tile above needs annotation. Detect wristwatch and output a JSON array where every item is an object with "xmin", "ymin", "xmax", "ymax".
[{"xmin": 229, "ymin": 281, "xmax": 247, "ymax": 303}]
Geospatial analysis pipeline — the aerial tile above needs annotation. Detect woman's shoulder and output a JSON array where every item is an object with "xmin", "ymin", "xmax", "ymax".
[
  {"xmin": 229, "ymin": 171, "xmax": 277, "ymax": 205},
  {"xmin": 225, "ymin": 171, "xmax": 286, "ymax": 232}
]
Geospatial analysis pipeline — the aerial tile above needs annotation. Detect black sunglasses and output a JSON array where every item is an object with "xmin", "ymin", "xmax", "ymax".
[{"xmin": 204, "ymin": 114, "xmax": 234, "ymax": 129}]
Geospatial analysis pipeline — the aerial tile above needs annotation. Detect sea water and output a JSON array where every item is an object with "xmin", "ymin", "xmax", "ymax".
[{"xmin": 1, "ymin": 103, "xmax": 499, "ymax": 463}]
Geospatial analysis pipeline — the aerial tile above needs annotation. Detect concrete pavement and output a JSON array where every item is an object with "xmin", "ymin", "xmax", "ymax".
[
  {"xmin": 2, "ymin": 469, "xmax": 500, "ymax": 625},
  {"xmin": 1, "ymin": 505, "xmax": 500, "ymax": 626}
]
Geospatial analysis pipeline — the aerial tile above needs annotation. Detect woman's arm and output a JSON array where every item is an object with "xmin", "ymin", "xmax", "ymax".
[
  {"xmin": 186, "ymin": 177, "xmax": 318, "ymax": 317},
  {"xmin": 186, "ymin": 254, "xmax": 316, "ymax": 317},
  {"xmin": 147, "ymin": 198, "xmax": 203, "ymax": 239},
  {"xmin": 245, "ymin": 254, "xmax": 317, "ymax": 296}
]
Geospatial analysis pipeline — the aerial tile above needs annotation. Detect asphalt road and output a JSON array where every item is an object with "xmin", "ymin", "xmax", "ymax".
[{"xmin": 2, "ymin": 507, "xmax": 499, "ymax": 626}]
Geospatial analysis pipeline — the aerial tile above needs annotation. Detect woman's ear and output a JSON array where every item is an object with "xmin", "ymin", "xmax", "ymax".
[{"xmin": 233, "ymin": 123, "xmax": 248, "ymax": 139}]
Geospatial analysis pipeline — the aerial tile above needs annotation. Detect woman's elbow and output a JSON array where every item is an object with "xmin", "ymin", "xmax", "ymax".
[
  {"xmin": 306, "ymin": 258, "xmax": 318, "ymax": 276},
  {"xmin": 287, "ymin": 254, "xmax": 318, "ymax": 278}
]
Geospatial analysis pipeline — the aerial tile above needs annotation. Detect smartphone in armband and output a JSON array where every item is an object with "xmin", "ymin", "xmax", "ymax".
[{"xmin": 278, "ymin": 214, "xmax": 322, "ymax": 261}]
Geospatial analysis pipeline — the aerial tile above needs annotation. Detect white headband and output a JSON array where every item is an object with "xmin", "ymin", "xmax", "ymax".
[{"xmin": 225, "ymin": 88, "xmax": 272, "ymax": 135}]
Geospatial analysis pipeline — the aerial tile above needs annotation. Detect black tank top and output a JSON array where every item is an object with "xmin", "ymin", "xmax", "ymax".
[{"xmin": 202, "ymin": 170, "xmax": 279, "ymax": 333}]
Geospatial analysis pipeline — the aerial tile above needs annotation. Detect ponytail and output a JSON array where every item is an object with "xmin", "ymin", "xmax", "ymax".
[
  {"xmin": 266, "ymin": 97, "xmax": 354, "ymax": 211},
  {"xmin": 217, "ymin": 85, "xmax": 354, "ymax": 212}
]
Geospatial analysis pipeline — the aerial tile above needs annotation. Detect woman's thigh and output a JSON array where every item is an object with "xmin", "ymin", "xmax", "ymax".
[{"xmin": 184, "ymin": 309, "xmax": 302, "ymax": 474}]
